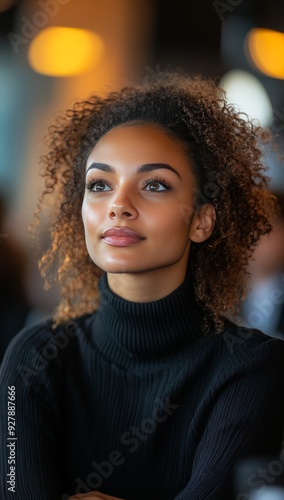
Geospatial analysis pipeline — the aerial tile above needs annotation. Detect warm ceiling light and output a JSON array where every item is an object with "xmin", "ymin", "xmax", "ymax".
[
  {"xmin": 28, "ymin": 27, "xmax": 104, "ymax": 77},
  {"xmin": 246, "ymin": 28, "xmax": 284, "ymax": 79}
]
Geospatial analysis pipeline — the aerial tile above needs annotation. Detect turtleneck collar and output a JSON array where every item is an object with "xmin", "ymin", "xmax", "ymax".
[{"xmin": 91, "ymin": 271, "xmax": 206, "ymax": 368}]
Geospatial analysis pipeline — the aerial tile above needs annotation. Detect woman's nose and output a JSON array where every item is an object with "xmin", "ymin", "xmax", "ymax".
[{"xmin": 107, "ymin": 190, "xmax": 138, "ymax": 220}]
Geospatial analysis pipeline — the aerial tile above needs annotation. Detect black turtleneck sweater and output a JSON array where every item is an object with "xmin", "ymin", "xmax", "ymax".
[{"xmin": 1, "ymin": 273, "xmax": 284, "ymax": 500}]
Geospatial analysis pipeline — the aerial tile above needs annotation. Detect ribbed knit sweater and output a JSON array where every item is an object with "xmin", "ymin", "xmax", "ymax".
[{"xmin": 1, "ymin": 272, "xmax": 284, "ymax": 500}]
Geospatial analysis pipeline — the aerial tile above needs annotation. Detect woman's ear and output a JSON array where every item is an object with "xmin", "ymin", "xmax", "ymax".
[{"xmin": 189, "ymin": 204, "xmax": 216, "ymax": 243}]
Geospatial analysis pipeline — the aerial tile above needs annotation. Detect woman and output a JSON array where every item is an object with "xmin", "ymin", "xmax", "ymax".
[{"xmin": 1, "ymin": 73, "xmax": 284, "ymax": 500}]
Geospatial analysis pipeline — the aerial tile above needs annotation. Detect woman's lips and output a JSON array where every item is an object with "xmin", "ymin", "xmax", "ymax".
[{"xmin": 102, "ymin": 227, "xmax": 145, "ymax": 247}]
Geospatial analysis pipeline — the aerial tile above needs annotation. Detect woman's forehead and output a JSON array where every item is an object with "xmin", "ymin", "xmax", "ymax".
[{"xmin": 86, "ymin": 122, "xmax": 195, "ymax": 177}]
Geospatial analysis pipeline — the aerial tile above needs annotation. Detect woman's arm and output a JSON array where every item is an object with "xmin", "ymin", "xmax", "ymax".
[
  {"xmin": 0, "ymin": 324, "xmax": 62, "ymax": 500},
  {"xmin": 174, "ymin": 343, "xmax": 284, "ymax": 500}
]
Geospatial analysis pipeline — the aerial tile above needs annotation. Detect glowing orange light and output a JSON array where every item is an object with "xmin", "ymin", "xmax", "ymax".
[
  {"xmin": 28, "ymin": 27, "xmax": 104, "ymax": 77},
  {"xmin": 246, "ymin": 28, "xmax": 284, "ymax": 79}
]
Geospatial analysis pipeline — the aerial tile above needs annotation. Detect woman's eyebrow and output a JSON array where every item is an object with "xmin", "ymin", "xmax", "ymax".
[
  {"xmin": 86, "ymin": 162, "xmax": 181, "ymax": 178},
  {"xmin": 138, "ymin": 163, "xmax": 181, "ymax": 178},
  {"xmin": 86, "ymin": 162, "xmax": 114, "ymax": 174}
]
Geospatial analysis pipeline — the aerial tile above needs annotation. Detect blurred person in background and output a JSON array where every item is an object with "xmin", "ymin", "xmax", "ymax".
[
  {"xmin": 0, "ymin": 195, "xmax": 50, "ymax": 362},
  {"xmin": 0, "ymin": 195, "xmax": 31, "ymax": 362},
  {"xmin": 0, "ymin": 73, "xmax": 284, "ymax": 500},
  {"xmin": 240, "ymin": 191, "xmax": 284, "ymax": 339}
]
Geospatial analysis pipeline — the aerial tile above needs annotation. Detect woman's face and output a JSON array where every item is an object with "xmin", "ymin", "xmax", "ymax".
[{"xmin": 82, "ymin": 122, "xmax": 212, "ymax": 277}]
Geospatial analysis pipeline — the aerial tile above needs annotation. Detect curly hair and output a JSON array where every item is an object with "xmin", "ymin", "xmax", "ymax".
[{"xmin": 35, "ymin": 72, "xmax": 277, "ymax": 331}]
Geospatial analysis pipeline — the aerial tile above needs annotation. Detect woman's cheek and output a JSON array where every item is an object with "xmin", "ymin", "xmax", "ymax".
[{"xmin": 82, "ymin": 201, "xmax": 100, "ymax": 234}]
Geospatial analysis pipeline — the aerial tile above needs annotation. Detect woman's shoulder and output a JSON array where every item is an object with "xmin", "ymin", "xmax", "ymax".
[
  {"xmin": 196, "ymin": 322, "xmax": 284, "ymax": 402},
  {"xmin": 0, "ymin": 314, "xmax": 93, "ymax": 387},
  {"xmin": 2, "ymin": 315, "xmax": 84, "ymax": 353},
  {"xmin": 1, "ymin": 318, "xmax": 53, "ymax": 362},
  {"xmin": 218, "ymin": 320, "xmax": 284, "ymax": 369}
]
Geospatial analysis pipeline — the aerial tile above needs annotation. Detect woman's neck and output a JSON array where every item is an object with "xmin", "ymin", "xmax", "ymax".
[
  {"xmin": 107, "ymin": 263, "xmax": 188, "ymax": 303},
  {"xmin": 91, "ymin": 269, "xmax": 205, "ymax": 367}
]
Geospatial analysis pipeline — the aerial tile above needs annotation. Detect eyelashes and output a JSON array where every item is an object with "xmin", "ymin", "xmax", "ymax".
[
  {"xmin": 142, "ymin": 177, "xmax": 171, "ymax": 191},
  {"xmin": 85, "ymin": 177, "xmax": 172, "ymax": 193},
  {"xmin": 85, "ymin": 178, "xmax": 111, "ymax": 192}
]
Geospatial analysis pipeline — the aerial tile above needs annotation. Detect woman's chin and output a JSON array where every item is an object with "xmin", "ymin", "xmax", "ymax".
[{"xmin": 95, "ymin": 261, "xmax": 141, "ymax": 274}]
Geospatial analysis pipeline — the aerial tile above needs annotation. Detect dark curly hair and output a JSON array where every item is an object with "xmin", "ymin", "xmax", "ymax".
[{"xmin": 35, "ymin": 72, "xmax": 277, "ymax": 331}]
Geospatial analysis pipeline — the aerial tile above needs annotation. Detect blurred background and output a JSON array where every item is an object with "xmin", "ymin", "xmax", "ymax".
[{"xmin": 1, "ymin": 0, "xmax": 284, "ymax": 357}]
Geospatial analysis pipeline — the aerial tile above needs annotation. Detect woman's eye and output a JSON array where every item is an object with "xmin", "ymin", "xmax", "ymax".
[
  {"xmin": 144, "ymin": 181, "xmax": 168, "ymax": 192},
  {"xmin": 86, "ymin": 181, "xmax": 111, "ymax": 192}
]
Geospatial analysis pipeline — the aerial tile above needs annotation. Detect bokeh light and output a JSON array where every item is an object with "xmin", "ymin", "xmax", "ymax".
[
  {"xmin": 220, "ymin": 69, "xmax": 273, "ymax": 128},
  {"xmin": 28, "ymin": 27, "xmax": 104, "ymax": 77},
  {"xmin": 246, "ymin": 28, "xmax": 284, "ymax": 80}
]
